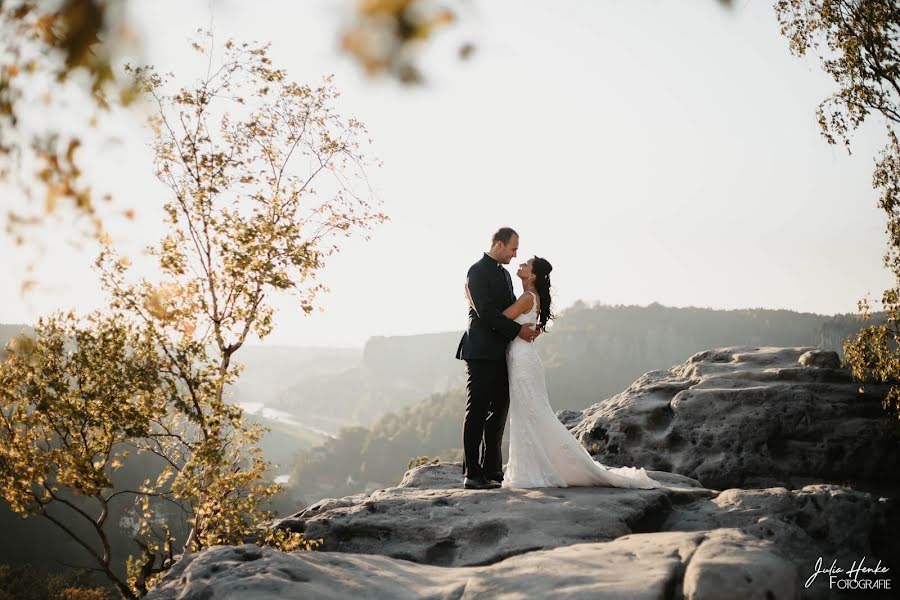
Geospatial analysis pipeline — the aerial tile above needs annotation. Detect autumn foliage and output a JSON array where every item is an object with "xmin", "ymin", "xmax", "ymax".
[
  {"xmin": 0, "ymin": 34, "xmax": 382, "ymax": 598},
  {"xmin": 776, "ymin": 1, "xmax": 900, "ymax": 425}
]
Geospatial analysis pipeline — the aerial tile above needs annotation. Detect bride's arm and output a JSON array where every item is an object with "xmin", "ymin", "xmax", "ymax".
[{"xmin": 502, "ymin": 293, "xmax": 534, "ymax": 319}]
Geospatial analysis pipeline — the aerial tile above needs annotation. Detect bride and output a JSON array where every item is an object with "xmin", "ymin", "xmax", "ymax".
[{"xmin": 500, "ymin": 257, "xmax": 661, "ymax": 490}]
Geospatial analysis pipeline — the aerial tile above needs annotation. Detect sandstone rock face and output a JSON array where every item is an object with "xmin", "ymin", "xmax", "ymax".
[
  {"xmin": 268, "ymin": 463, "xmax": 884, "ymax": 598},
  {"xmin": 662, "ymin": 484, "xmax": 891, "ymax": 599},
  {"xmin": 569, "ymin": 346, "xmax": 895, "ymax": 490},
  {"xmin": 681, "ymin": 529, "xmax": 798, "ymax": 600},
  {"xmin": 798, "ymin": 349, "xmax": 841, "ymax": 369},
  {"xmin": 146, "ymin": 461, "xmax": 885, "ymax": 599},
  {"xmin": 555, "ymin": 408, "xmax": 583, "ymax": 428},
  {"xmin": 145, "ymin": 530, "xmax": 797, "ymax": 600},
  {"xmin": 276, "ymin": 463, "xmax": 710, "ymax": 568},
  {"xmin": 663, "ymin": 484, "xmax": 884, "ymax": 564}
]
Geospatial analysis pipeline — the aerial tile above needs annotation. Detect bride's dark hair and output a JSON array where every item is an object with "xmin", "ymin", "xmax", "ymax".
[{"xmin": 532, "ymin": 256, "xmax": 555, "ymax": 332}]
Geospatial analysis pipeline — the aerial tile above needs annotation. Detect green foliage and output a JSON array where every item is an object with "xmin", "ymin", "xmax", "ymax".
[
  {"xmin": 102, "ymin": 32, "xmax": 382, "ymax": 561},
  {"xmin": 776, "ymin": 1, "xmax": 900, "ymax": 425},
  {"xmin": 341, "ymin": 0, "xmax": 458, "ymax": 84},
  {"xmin": 0, "ymin": 314, "xmax": 161, "ymax": 512}
]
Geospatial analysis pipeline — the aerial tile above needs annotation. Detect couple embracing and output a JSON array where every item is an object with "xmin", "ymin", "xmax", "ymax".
[{"xmin": 455, "ymin": 227, "xmax": 661, "ymax": 491}]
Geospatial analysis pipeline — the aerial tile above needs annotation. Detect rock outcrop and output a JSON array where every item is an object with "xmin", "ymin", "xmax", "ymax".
[
  {"xmin": 145, "ymin": 529, "xmax": 797, "ymax": 600},
  {"xmin": 146, "ymin": 460, "xmax": 888, "ymax": 599},
  {"xmin": 275, "ymin": 464, "xmax": 708, "ymax": 567},
  {"xmin": 569, "ymin": 346, "xmax": 896, "ymax": 490},
  {"xmin": 144, "ymin": 347, "xmax": 897, "ymax": 599}
]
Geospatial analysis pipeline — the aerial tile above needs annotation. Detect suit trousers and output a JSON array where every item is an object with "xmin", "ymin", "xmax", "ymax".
[{"xmin": 463, "ymin": 358, "xmax": 509, "ymax": 480}]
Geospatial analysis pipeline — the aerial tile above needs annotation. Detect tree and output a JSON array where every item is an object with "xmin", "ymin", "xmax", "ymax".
[
  {"xmin": 99, "ymin": 29, "xmax": 382, "ymax": 579},
  {"xmin": 775, "ymin": 1, "xmax": 900, "ymax": 424},
  {"xmin": 0, "ymin": 313, "xmax": 166, "ymax": 599},
  {"xmin": 1, "ymin": 34, "xmax": 380, "ymax": 597}
]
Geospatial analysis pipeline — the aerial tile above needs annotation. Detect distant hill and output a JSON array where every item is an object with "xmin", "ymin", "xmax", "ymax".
[
  {"xmin": 227, "ymin": 344, "xmax": 361, "ymax": 408},
  {"xmin": 269, "ymin": 332, "xmax": 464, "ymax": 426},
  {"xmin": 271, "ymin": 304, "xmax": 874, "ymax": 428},
  {"xmin": 243, "ymin": 410, "xmax": 331, "ymax": 476},
  {"xmin": 538, "ymin": 303, "xmax": 871, "ymax": 411},
  {"xmin": 289, "ymin": 390, "xmax": 466, "ymax": 505}
]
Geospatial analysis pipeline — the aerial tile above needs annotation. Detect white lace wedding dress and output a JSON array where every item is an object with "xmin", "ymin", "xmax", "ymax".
[{"xmin": 502, "ymin": 293, "xmax": 661, "ymax": 489}]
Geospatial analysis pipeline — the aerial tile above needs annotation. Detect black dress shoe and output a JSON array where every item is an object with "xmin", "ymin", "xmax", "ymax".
[{"xmin": 463, "ymin": 477, "xmax": 498, "ymax": 490}]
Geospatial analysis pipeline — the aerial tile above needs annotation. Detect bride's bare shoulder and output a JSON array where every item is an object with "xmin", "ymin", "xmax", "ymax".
[
  {"xmin": 516, "ymin": 292, "xmax": 535, "ymax": 309},
  {"xmin": 503, "ymin": 292, "xmax": 534, "ymax": 319}
]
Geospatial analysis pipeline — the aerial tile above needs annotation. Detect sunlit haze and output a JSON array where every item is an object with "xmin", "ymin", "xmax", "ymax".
[{"xmin": 3, "ymin": 0, "xmax": 893, "ymax": 347}]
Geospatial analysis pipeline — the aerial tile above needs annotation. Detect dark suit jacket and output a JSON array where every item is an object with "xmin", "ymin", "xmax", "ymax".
[{"xmin": 456, "ymin": 253, "xmax": 523, "ymax": 361}]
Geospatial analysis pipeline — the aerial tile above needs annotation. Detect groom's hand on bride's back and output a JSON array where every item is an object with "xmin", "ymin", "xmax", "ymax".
[{"xmin": 517, "ymin": 324, "xmax": 539, "ymax": 342}]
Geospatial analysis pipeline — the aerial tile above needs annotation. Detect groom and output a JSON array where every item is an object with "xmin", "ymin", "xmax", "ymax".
[{"xmin": 456, "ymin": 227, "xmax": 537, "ymax": 490}]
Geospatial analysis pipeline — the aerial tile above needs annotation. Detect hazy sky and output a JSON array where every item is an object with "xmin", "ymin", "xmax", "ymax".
[{"xmin": 3, "ymin": 0, "xmax": 895, "ymax": 347}]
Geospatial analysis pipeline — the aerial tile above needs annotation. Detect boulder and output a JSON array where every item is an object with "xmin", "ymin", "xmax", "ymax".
[
  {"xmin": 798, "ymin": 349, "xmax": 841, "ymax": 369},
  {"xmin": 569, "ymin": 346, "xmax": 895, "ymax": 490}
]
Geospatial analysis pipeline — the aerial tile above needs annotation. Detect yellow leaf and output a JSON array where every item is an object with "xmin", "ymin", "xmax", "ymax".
[
  {"xmin": 65, "ymin": 139, "xmax": 81, "ymax": 164},
  {"xmin": 45, "ymin": 184, "xmax": 63, "ymax": 214}
]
